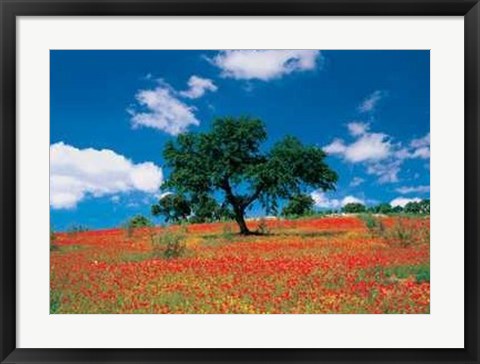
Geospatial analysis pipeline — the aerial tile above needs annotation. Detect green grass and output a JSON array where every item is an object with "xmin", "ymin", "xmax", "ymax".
[
  {"xmin": 384, "ymin": 264, "xmax": 430, "ymax": 283},
  {"xmin": 56, "ymin": 245, "xmax": 84, "ymax": 253},
  {"xmin": 50, "ymin": 290, "xmax": 62, "ymax": 314}
]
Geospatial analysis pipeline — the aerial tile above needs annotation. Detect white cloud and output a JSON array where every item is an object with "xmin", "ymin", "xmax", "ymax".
[
  {"xmin": 395, "ymin": 133, "xmax": 430, "ymax": 160},
  {"xmin": 324, "ymin": 123, "xmax": 395, "ymax": 183},
  {"xmin": 325, "ymin": 123, "xmax": 430, "ymax": 184},
  {"xmin": 311, "ymin": 191, "xmax": 341, "ymax": 209},
  {"xmin": 411, "ymin": 146, "xmax": 430, "ymax": 159},
  {"xmin": 323, "ymin": 139, "xmax": 347, "ymax": 155},
  {"xmin": 130, "ymin": 86, "xmax": 200, "ymax": 135},
  {"xmin": 210, "ymin": 50, "xmax": 321, "ymax": 81},
  {"xmin": 410, "ymin": 133, "xmax": 430, "ymax": 148},
  {"xmin": 50, "ymin": 142, "xmax": 163, "ymax": 209},
  {"xmin": 324, "ymin": 131, "xmax": 391, "ymax": 163},
  {"xmin": 130, "ymin": 75, "xmax": 216, "ymax": 135},
  {"xmin": 350, "ymin": 177, "xmax": 365, "ymax": 187},
  {"xmin": 344, "ymin": 133, "xmax": 391, "ymax": 162},
  {"xmin": 347, "ymin": 121, "xmax": 369, "ymax": 136},
  {"xmin": 311, "ymin": 191, "xmax": 364, "ymax": 209},
  {"xmin": 179, "ymin": 75, "xmax": 217, "ymax": 99},
  {"xmin": 366, "ymin": 159, "xmax": 402, "ymax": 184},
  {"xmin": 342, "ymin": 195, "xmax": 365, "ymax": 205},
  {"xmin": 358, "ymin": 90, "xmax": 386, "ymax": 113},
  {"xmin": 390, "ymin": 197, "xmax": 422, "ymax": 208},
  {"xmin": 395, "ymin": 185, "xmax": 430, "ymax": 194},
  {"xmin": 409, "ymin": 133, "xmax": 430, "ymax": 159}
]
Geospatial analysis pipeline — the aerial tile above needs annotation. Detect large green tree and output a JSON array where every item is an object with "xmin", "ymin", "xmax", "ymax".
[{"xmin": 162, "ymin": 117, "xmax": 338, "ymax": 234}]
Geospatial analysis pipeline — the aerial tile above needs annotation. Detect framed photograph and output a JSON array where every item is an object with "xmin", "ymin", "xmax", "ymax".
[{"xmin": 1, "ymin": 0, "xmax": 478, "ymax": 363}]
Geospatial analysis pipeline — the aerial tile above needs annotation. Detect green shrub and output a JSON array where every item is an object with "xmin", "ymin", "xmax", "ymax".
[
  {"xmin": 123, "ymin": 215, "xmax": 153, "ymax": 238},
  {"xmin": 128, "ymin": 215, "xmax": 153, "ymax": 228},
  {"xmin": 415, "ymin": 268, "xmax": 430, "ymax": 283},
  {"xmin": 281, "ymin": 194, "xmax": 315, "ymax": 218},
  {"xmin": 342, "ymin": 202, "xmax": 366, "ymax": 213},
  {"xmin": 221, "ymin": 224, "xmax": 235, "ymax": 242},
  {"xmin": 384, "ymin": 265, "xmax": 430, "ymax": 283},
  {"xmin": 151, "ymin": 230, "xmax": 186, "ymax": 259},
  {"xmin": 359, "ymin": 214, "xmax": 385, "ymax": 237},
  {"xmin": 50, "ymin": 290, "xmax": 62, "ymax": 314},
  {"xmin": 390, "ymin": 218, "xmax": 415, "ymax": 247}
]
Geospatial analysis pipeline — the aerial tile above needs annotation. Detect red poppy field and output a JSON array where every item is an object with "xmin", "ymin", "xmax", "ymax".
[{"xmin": 50, "ymin": 216, "xmax": 430, "ymax": 314}]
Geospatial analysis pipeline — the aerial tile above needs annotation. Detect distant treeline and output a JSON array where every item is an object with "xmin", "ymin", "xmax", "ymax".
[
  {"xmin": 147, "ymin": 193, "xmax": 430, "ymax": 224},
  {"xmin": 281, "ymin": 194, "xmax": 429, "ymax": 218}
]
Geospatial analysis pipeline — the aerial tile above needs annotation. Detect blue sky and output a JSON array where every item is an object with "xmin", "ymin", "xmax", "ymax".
[{"xmin": 50, "ymin": 50, "xmax": 430, "ymax": 230}]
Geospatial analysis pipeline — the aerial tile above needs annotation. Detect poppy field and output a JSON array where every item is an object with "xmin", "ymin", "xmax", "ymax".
[{"xmin": 50, "ymin": 216, "xmax": 430, "ymax": 314}]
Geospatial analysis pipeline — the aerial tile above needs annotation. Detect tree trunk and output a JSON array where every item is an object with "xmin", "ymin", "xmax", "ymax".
[
  {"xmin": 233, "ymin": 207, "xmax": 250, "ymax": 235},
  {"xmin": 220, "ymin": 176, "xmax": 251, "ymax": 234}
]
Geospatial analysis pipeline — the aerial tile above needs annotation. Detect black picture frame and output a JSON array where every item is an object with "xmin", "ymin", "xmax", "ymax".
[{"xmin": 1, "ymin": 1, "xmax": 478, "ymax": 363}]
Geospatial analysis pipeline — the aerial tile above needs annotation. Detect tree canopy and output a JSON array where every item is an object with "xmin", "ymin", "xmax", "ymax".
[
  {"xmin": 161, "ymin": 117, "xmax": 338, "ymax": 234},
  {"xmin": 404, "ymin": 199, "xmax": 430, "ymax": 215},
  {"xmin": 342, "ymin": 202, "xmax": 366, "ymax": 214},
  {"xmin": 151, "ymin": 194, "xmax": 191, "ymax": 223},
  {"xmin": 281, "ymin": 194, "xmax": 315, "ymax": 218},
  {"xmin": 126, "ymin": 215, "xmax": 153, "ymax": 228}
]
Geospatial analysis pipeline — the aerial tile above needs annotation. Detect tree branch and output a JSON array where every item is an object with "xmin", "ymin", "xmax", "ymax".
[
  {"xmin": 243, "ymin": 183, "xmax": 264, "ymax": 208},
  {"xmin": 220, "ymin": 176, "xmax": 239, "ymax": 208}
]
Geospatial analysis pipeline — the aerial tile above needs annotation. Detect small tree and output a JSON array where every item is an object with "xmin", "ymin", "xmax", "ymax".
[
  {"xmin": 404, "ymin": 199, "xmax": 430, "ymax": 215},
  {"xmin": 123, "ymin": 215, "xmax": 153, "ymax": 238},
  {"xmin": 375, "ymin": 203, "xmax": 393, "ymax": 214},
  {"xmin": 392, "ymin": 205, "xmax": 404, "ymax": 213},
  {"xmin": 189, "ymin": 194, "xmax": 234, "ymax": 223},
  {"xmin": 342, "ymin": 202, "xmax": 366, "ymax": 213},
  {"xmin": 419, "ymin": 199, "xmax": 430, "ymax": 215},
  {"xmin": 281, "ymin": 194, "xmax": 315, "ymax": 218},
  {"xmin": 404, "ymin": 201, "xmax": 421, "ymax": 214},
  {"xmin": 151, "ymin": 194, "xmax": 191, "ymax": 223},
  {"xmin": 127, "ymin": 215, "xmax": 153, "ymax": 228},
  {"xmin": 162, "ymin": 117, "xmax": 338, "ymax": 234}
]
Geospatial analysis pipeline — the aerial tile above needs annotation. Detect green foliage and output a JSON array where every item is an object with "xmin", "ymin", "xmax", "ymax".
[
  {"xmin": 384, "ymin": 264, "xmax": 430, "ymax": 283},
  {"xmin": 390, "ymin": 218, "xmax": 415, "ymax": 247},
  {"xmin": 359, "ymin": 214, "xmax": 429, "ymax": 248},
  {"xmin": 150, "ymin": 230, "xmax": 186, "ymax": 259},
  {"xmin": 281, "ymin": 194, "xmax": 315, "ymax": 218},
  {"xmin": 392, "ymin": 205, "xmax": 404, "ymax": 213},
  {"xmin": 342, "ymin": 202, "xmax": 366, "ymax": 213},
  {"xmin": 128, "ymin": 215, "xmax": 153, "ymax": 228},
  {"xmin": 404, "ymin": 199, "xmax": 430, "ymax": 215},
  {"xmin": 366, "ymin": 200, "xmax": 430, "ymax": 216},
  {"xmin": 415, "ymin": 267, "xmax": 430, "ymax": 283},
  {"xmin": 419, "ymin": 199, "xmax": 430, "ymax": 214},
  {"xmin": 359, "ymin": 214, "xmax": 385, "ymax": 237},
  {"xmin": 151, "ymin": 193, "xmax": 191, "ymax": 223},
  {"xmin": 221, "ymin": 224, "xmax": 235, "ymax": 242},
  {"xmin": 189, "ymin": 194, "xmax": 234, "ymax": 223},
  {"xmin": 50, "ymin": 290, "xmax": 62, "ymax": 314},
  {"xmin": 370, "ymin": 203, "xmax": 393, "ymax": 214},
  {"xmin": 162, "ymin": 117, "xmax": 338, "ymax": 234},
  {"xmin": 123, "ymin": 215, "xmax": 153, "ymax": 238}
]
